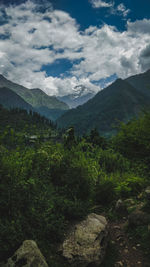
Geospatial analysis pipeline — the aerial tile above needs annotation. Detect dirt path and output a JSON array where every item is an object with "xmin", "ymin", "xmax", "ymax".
[{"xmin": 109, "ymin": 217, "xmax": 149, "ymax": 267}]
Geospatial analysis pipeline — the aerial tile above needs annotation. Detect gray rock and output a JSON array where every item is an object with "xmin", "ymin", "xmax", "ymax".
[
  {"xmin": 62, "ymin": 213, "xmax": 108, "ymax": 266},
  {"xmin": 128, "ymin": 210, "xmax": 150, "ymax": 227},
  {"xmin": 115, "ymin": 199, "xmax": 127, "ymax": 215},
  {"xmin": 115, "ymin": 261, "xmax": 124, "ymax": 267},
  {"xmin": 5, "ymin": 240, "xmax": 48, "ymax": 267}
]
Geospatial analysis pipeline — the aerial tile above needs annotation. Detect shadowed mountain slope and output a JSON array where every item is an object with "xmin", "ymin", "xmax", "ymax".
[{"xmin": 57, "ymin": 76, "xmax": 150, "ymax": 136}]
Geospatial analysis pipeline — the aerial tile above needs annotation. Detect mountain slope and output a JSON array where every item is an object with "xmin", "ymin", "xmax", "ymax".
[
  {"xmin": 35, "ymin": 106, "xmax": 67, "ymax": 121},
  {"xmin": 0, "ymin": 75, "xmax": 69, "ymax": 110},
  {"xmin": 0, "ymin": 86, "xmax": 33, "ymax": 110},
  {"xmin": 57, "ymin": 77, "xmax": 150, "ymax": 136},
  {"xmin": 126, "ymin": 69, "xmax": 150, "ymax": 97}
]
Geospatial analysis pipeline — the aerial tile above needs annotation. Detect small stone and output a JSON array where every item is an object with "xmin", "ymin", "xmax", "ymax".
[
  {"xmin": 132, "ymin": 246, "xmax": 137, "ymax": 250},
  {"xmin": 116, "ymin": 236, "xmax": 124, "ymax": 242},
  {"xmin": 137, "ymin": 193, "xmax": 143, "ymax": 199},
  {"xmin": 115, "ymin": 199, "xmax": 127, "ymax": 215},
  {"xmin": 136, "ymin": 244, "xmax": 141, "ymax": 247},
  {"xmin": 137, "ymin": 261, "xmax": 141, "ymax": 264},
  {"xmin": 113, "ymin": 225, "xmax": 121, "ymax": 230},
  {"xmin": 145, "ymin": 186, "xmax": 150, "ymax": 200},
  {"xmin": 115, "ymin": 261, "xmax": 124, "ymax": 267},
  {"xmin": 124, "ymin": 249, "xmax": 129, "ymax": 253}
]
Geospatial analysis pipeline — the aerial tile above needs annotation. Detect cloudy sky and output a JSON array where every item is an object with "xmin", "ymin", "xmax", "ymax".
[{"xmin": 0, "ymin": 0, "xmax": 150, "ymax": 96}]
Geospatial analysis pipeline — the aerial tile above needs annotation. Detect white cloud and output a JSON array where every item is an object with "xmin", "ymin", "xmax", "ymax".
[
  {"xmin": 90, "ymin": 0, "xmax": 113, "ymax": 8},
  {"xmin": 116, "ymin": 3, "xmax": 130, "ymax": 17},
  {"xmin": 90, "ymin": 0, "xmax": 130, "ymax": 18},
  {"xmin": 0, "ymin": 1, "xmax": 149, "ymax": 96}
]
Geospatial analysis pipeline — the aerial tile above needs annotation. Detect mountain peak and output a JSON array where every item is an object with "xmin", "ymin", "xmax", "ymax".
[
  {"xmin": 73, "ymin": 84, "xmax": 93, "ymax": 97},
  {"xmin": 0, "ymin": 74, "xmax": 6, "ymax": 80}
]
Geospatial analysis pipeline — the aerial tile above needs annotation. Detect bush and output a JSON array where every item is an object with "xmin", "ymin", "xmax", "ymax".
[
  {"xmin": 96, "ymin": 149, "xmax": 130, "ymax": 173},
  {"xmin": 114, "ymin": 174, "xmax": 145, "ymax": 198}
]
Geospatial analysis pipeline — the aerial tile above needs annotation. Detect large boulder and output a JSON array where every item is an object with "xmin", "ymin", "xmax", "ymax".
[
  {"xmin": 62, "ymin": 213, "xmax": 108, "ymax": 267},
  {"xmin": 5, "ymin": 240, "xmax": 48, "ymax": 267}
]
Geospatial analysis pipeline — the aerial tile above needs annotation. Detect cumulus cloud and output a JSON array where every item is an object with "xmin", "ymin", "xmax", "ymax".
[
  {"xmin": 0, "ymin": 0, "xmax": 150, "ymax": 96},
  {"xmin": 90, "ymin": 0, "xmax": 113, "ymax": 8},
  {"xmin": 116, "ymin": 3, "xmax": 130, "ymax": 17},
  {"xmin": 110, "ymin": 3, "xmax": 130, "ymax": 17},
  {"xmin": 90, "ymin": 0, "xmax": 130, "ymax": 18}
]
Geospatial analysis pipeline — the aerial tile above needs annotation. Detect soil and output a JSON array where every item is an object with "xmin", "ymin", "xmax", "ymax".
[{"xmin": 109, "ymin": 217, "xmax": 149, "ymax": 267}]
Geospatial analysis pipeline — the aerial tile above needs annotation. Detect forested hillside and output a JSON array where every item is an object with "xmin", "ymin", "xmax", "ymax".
[
  {"xmin": 0, "ymin": 87, "xmax": 33, "ymax": 111},
  {"xmin": 57, "ymin": 70, "xmax": 150, "ymax": 136},
  {"xmin": 1, "ymin": 105, "xmax": 150, "ymax": 266}
]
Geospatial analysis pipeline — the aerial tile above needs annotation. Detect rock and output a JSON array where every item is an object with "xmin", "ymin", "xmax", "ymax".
[
  {"xmin": 113, "ymin": 225, "xmax": 121, "ymax": 230},
  {"xmin": 115, "ymin": 261, "xmax": 124, "ymax": 267},
  {"xmin": 123, "ymin": 249, "xmax": 129, "ymax": 254},
  {"xmin": 5, "ymin": 240, "xmax": 48, "ymax": 267},
  {"xmin": 115, "ymin": 199, "xmax": 127, "ymax": 215},
  {"xmin": 124, "ymin": 198, "xmax": 135, "ymax": 206},
  {"xmin": 145, "ymin": 186, "xmax": 150, "ymax": 200},
  {"xmin": 128, "ymin": 210, "xmax": 150, "ymax": 227},
  {"xmin": 62, "ymin": 213, "xmax": 108, "ymax": 266}
]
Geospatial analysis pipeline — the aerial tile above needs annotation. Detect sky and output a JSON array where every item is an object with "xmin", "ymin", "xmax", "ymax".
[{"xmin": 0, "ymin": 0, "xmax": 150, "ymax": 96}]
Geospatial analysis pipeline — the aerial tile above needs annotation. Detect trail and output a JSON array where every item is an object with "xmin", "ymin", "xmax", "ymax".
[{"xmin": 109, "ymin": 218, "xmax": 149, "ymax": 267}]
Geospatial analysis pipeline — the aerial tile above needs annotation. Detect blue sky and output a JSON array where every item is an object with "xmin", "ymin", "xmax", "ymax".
[{"xmin": 0, "ymin": 0, "xmax": 150, "ymax": 96}]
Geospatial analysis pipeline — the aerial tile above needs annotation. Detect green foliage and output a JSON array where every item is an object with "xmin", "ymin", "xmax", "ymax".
[
  {"xmin": 1, "ymin": 106, "xmax": 150, "ymax": 265},
  {"xmin": 114, "ymin": 174, "xmax": 145, "ymax": 198},
  {"xmin": 96, "ymin": 148, "xmax": 130, "ymax": 173},
  {"xmin": 112, "ymin": 112, "xmax": 150, "ymax": 162},
  {"xmin": 95, "ymin": 176, "xmax": 116, "ymax": 205}
]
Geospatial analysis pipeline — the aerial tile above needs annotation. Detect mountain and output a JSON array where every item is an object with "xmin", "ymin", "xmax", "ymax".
[
  {"xmin": 57, "ymin": 72, "xmax": 150, "ymax": 137},
  {"xmin": 0, "ymin": 75, "xmax": 69, "ymax": 110},
  {"xmin": 58, "ymin": 85, "xmax": 95, "ymax": 108},
  {"xmin": 0, "ymin": 86, "xmax": 33, "ymax": 110},
  {"xmin": 35, "ymin": 106, "xmax": 67, "ymax": 121},
  {"xmin": 126, "ymin": 69, "xmax": 150, "ymax": 97}
]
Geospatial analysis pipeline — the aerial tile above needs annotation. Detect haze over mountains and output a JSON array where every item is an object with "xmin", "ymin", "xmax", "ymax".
[
  {"xmin": 57, "ymin": 69, "xmax": 150, "ymax": 136},
  {"xmin": 1, "ymin": 69, "xmax": 150, "ymax": 136}
]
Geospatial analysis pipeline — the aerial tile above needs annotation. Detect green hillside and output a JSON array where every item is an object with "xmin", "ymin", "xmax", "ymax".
[
  {"xmin": 0, "ymin": 75, "xmax": 69, "ymax": 110},
  {"xmin": 57, "ymin": 74, "xmax": 150, "ymax": 136},
  {"xmin": 126, "ymin": 69, "xmax": 150, "ymax": 96},
  {"xmin": 0, "ymin": 87, "xmax": 33, "ymax": 111}
]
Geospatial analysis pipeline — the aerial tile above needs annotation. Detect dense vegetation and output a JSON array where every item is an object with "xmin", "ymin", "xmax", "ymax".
[{"xmin": 0, "ymin": 106, "xmax": 150, "ymax": 266}]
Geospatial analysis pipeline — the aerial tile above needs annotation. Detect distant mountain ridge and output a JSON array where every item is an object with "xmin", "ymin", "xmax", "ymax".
[
  {"xmin": 0, "ymin": 74, "xmax": 69, "ymax": 120},
  {"xmin": 0, "ymin": 75, "xmax": 68, "ymax": 110},
  {"xmin": 57, "ymin": 69, "xmax": 150, "ymax": 136}
]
